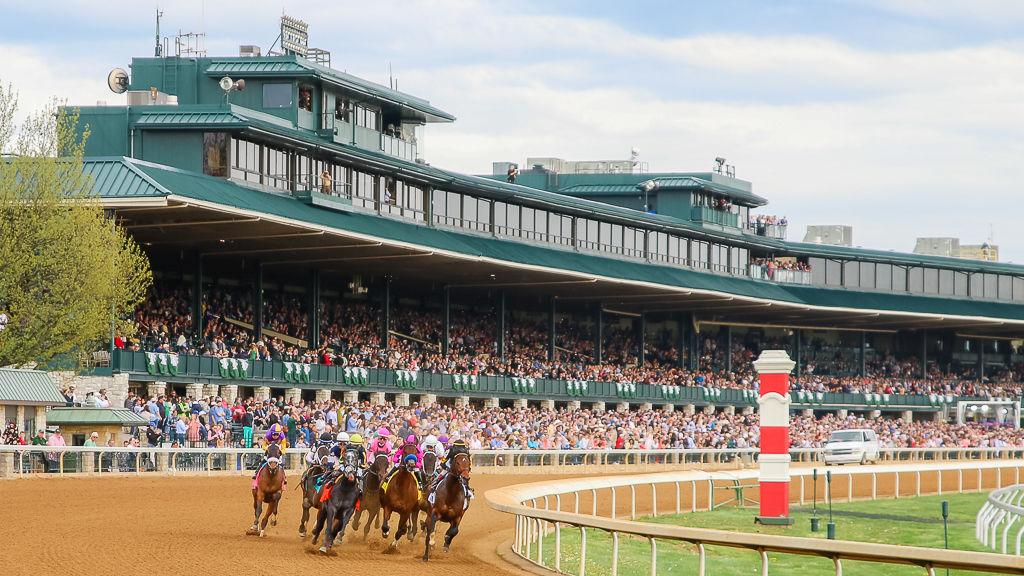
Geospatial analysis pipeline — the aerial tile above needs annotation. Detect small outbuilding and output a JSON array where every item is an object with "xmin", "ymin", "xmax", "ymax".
[
  {"xmin": 0, "ymin": 368, "xmax": 67, "ymax": 436},
  {"xmin": 44, "ymin": 407, "xmax": 149, "ymax": 446}
]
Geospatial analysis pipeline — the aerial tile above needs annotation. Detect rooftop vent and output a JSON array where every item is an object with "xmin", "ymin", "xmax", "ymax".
[{"xmin": 239, "ymin": 45, "xmax": 261, "ymax": 58}]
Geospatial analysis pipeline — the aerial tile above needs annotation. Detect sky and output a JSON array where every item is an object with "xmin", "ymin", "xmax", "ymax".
[{"xmin": 2, "ymin": 0, "xmax": 1022, "ymax": 260}]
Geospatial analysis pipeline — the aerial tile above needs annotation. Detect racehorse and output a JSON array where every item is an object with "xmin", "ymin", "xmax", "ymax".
[
  {"xmin": 352, "ymin": 453, "xmax": 388, "ymax": 541},
  {"xmin": 297, "ymin": 445, "xmax": 331, "ymax": 538},
  {"xmin": 380, "ymin": 451, "xmax": 421, "ymax": 551},
  {"xmin": 248, "ymin": 443, "xmax": 286, "ymax": 537},
  {"xmin": 413, "ymin": 451, "xmax": 439, "ymax": 537},
  {"xmin": 311, "ymin": 449, "xmax": 362, "ymax": 554},
  {"xmin": 422, "ymin": 452, "xmax": 472, "ymax": 562}
]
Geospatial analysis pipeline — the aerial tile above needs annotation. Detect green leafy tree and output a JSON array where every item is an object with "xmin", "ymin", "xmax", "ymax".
[{"xmin": 0, "ymin": 82, "xmax": 152, "ymax": 367}]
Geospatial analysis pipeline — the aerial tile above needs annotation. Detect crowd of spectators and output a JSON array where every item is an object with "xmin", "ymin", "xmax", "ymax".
[
  {"xmin": 122, "ymin": 284, "xmax": 1023, "ymax": 401},
  {"xmin": 750, "ymin": 257, "xmax": 811, "ymax": 280}
]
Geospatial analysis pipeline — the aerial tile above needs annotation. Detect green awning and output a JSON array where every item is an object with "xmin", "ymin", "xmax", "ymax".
[
  {"xmin": 0, "ymin": 369, "xmax": 66, "ymax": 405},
  {"xmin": 45, "ymin": 407, "xmax": 149, "ymax": 426},
  {"xmin": 638, "ymin": 176, "xmax": 768, "ymax": 207}
]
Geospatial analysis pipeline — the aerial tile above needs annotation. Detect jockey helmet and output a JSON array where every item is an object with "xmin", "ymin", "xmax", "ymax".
[
  {"xmin": 424, "ymin": 434, "xmax": 438, "ymax": 446},
  {"xmin": 404, "ymin": 454, "xmax": 417, "ymax": 464},
  {"xmin": 438, "ymin": 434, "xmax": 450, "ymax": 445},
  {"xmin": 337, "ymin": 432, "xmax": 350, "ymax": 443},
  {"xmin": 349, "ymin": 433, "xmax": 363, "ymax": 444},
  {"xmin": 377, "ymin": 427, "xmax": 390, "ymax": 437},
  {"xmin": 452, "ymin": 438, "xmax": 467, "ymax": 446},
  {"xmin": 405, "ymin": 434, "xmax": 416, "ymax": 444},
  {"xmin": 319, "ymin": 432, "xmax": 333, "ymax": 443}
]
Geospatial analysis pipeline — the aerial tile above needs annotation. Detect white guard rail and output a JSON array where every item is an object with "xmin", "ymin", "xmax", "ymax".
[
  {"xmin": 978, "ymin": 484, "xmax": 1024, "ymax": 554},
  {"xmin": 0, "ymin": 446, "xmax": 1023, "ymax": 477},
  {"xmin": 487, "ymin": 461, "xmax": 1024, "ymax": 575}
]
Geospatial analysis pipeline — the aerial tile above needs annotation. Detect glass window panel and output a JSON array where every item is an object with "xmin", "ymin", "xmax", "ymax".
[
  {"xmin": 984, "ymin": 273, "xmax": 998, "ymax": 298},
  {"xmin": 924, "ymin": 268, "xmax": 939, "ymax": 294},
  {"xmin": 939, "ymin": 269, "xmax": 954, "ymax": 295},
  {"xmin": 908, "ymin": 267, "xmax": 924, "ymax": 293},
  {"xmin": 892, "ymin": 266, "xmax": 907, "ymax": 291},
  {"xmin": 826, "ymin": 259, "xmax": 841, "ymax": 286},
  {"xmin": 876, "ymin": 264, "xmax": 892, "ymax": 290},
  {"xmin": 969, "ymin": 273, "xmax": 982, "ymax": 297},
  {"xmin": 954, "ymin": 271, "xmax": 968, "ymax": 296},
  {"xmin": 999, "ymin": 275, "xmax": 1012, "ymax": 300},
  {"xmin": 462, "ymin": 195, "xmax": 477, "ymax": 227},
  {"xmin": 843, "ymin": 261, "xmax": 859, "ymax": 287},
  {"xmin": 809, "ymin": 257, "xmax": 826, "ymax": 285},
  {"xmin": 507, "ymin": 204, "xmax": 520, "ymax": 237},
  {"xmin": 263, "ymin": 83, "xmax": 293, "ymax": 108},
  {"xmin": 521, "ymin": 208, "xmax": 535, "ymax": 233},
  {"xmin": 494, "ymin": 202, "xmax": 507, "ymax": 231},
  {"xmin": 1014, "ymin": 277, "xmax": 1024, "ymax": 301},
  {"xmin": 859, "ymin": 262, "xmax": 875, "ymax": 288}
]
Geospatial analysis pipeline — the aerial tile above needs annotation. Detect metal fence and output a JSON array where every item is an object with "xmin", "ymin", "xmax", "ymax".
[
  {"xmin": 489, "ymin": 460, "xmax": 1024, "ymax": 575},
  {"xmin": 978, "ymin": 483, "xmax": 1024, "ymax": 555}
]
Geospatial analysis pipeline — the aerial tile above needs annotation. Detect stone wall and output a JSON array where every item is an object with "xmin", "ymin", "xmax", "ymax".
[{"xmin": 50, "ymin": 372, "xmax": 130, "ymax": 408}]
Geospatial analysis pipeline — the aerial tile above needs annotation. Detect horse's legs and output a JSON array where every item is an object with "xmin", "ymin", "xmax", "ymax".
[
  {"xmin": 336, "ymin": 505, "xmax": 356, "ymax": 546},
  {"xmin": 392, "ymin": 511, "xmax": 409, "ymax": 548},
  {"xmin": 319, "ymin": 504, "xmax": 337, "ymax": 553},
  {"xmin": 362, "ymin": 505, "xmax": 377, "ymax": 541},
  {"xmin": 251, "ymin": 490, "xmax": 260, "ymax": 532},
  {"xmin": 409, "ymin": 507, "xmax": 419, "ymax": 540},
  {"xmin": 299, "ymin": 499, "xmax": 311, "ymax": 537},
  {"xmin": 443, "ymin": 518, "xmax": 461, "ymax": 552},
  {"xmin": 421, "ymin": 511, "xmax": 436, "ymax": 562},
  {"xmin": 351, "ymin": 505, "xmax": 362, "ymax": 531},
  {"xmin": 310, "ymin": 507, "xmax": 327, "ymax": 546},
  {"xmin": 259, "ymin": 495, "xmax": 277, "ymax": 537},
  {"xmin": 381, "ymin": 505, "xmax": 392, "ymax": 539}
]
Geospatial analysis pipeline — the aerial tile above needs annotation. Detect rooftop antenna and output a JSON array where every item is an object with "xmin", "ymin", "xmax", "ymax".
[
  {"xmin": 154, "ymin": 8, "xmax": 164, "ymax": 57},
  {"xmin": 389, "ymin": 61, "xmax": 393, "ymax": 90}
]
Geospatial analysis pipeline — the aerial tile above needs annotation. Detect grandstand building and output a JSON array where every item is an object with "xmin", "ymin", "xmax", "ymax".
[{"xmin": 71, "ymin": 20, "xmax": 1024, "ymax": 421}]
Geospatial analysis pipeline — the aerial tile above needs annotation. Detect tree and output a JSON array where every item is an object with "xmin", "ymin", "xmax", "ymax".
[{"xmin": 0, "ymin": 81, "xmax": 152, "ymax": 367}]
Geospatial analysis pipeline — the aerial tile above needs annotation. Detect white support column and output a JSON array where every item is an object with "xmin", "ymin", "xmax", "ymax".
[
  {"xmin": 455, "ymin": 396, "xmax": 471, "ymax": 408},
  {"xmin": 639, "ymin": 402, "xmax": 653, "ymax": 411},
  {"xmin": 254, "ymin": 386, "xmax": 271, "ymax": 402},
  {"xmin": 369, "ymin": 392, "xmax": 386, "ymax": 405},
  {"xmin": 702, "ymin": 404, "xmax": 716, "ymax": 415},
  {"xmin": 567, "ymin": 400, "xmax": 581, "ymax": 411},
  {"xmin": 483, "ymin": 397, "xmax": 500, "ymax": 408},
  {"xmin": 683, "ymin": 404, "xmax": 696, "ymax": 416},
  {"xmin": 419, "ymin": 394, "xmax": 437, "ymax": 405},
  {"xmin": 591, "ymin": 401, "xmax": 606, "ymax": 412},
  {"xmin": 721, "ymin": 405, "xmax": 736, "ymax": 415},
  {"xmin": 801, "ymin": 408, "xmax": 814, "ymax": 417},
  {"xmin": 203, "ymin": 384, "xmax": 219, "ymax": 398},
  {"xmin": 285, "ymin": 388, "xmax": 302, "ymax": 404},
  {"xmin": 900, "ymin": 410, "xmax": 913, "ymax": 422},
  {"xmin": 869, "ymin": 409, "xmax": 881, "ymax": 419},
  {"xmin": 741, "ymin": 406, "xmax": 754, "ymax": 415},
  {"xmin": 185, "ymin": 383, "xmax": 203, "ymax": 400},
  {"xmin": 343, "ymin": 391, "xmax": 359, "ymax": 404},
  {"xmin": 314, "ymin": 388, "xmax": 331, "ymax": 403},
  {"xmin": 836, "ymin": 409, "xmax": 849, "ymax": 419},
  {"xmin": 662, "ymin": 403, "xmax": 675, "ymax": 413},
  {"xmin": 513, "ymin": 398, "xmax": 528, "ymax": 409},
  {"xmin": 540, "ymin": 399, "xmax": 555, "ymax": 411},
  {"xmin": 616, "ymin": 402, "xmax": 629, "ymax": 412},
  {"xmin": 395, "ymin": 393, "xmax": 410, "ymax": 407}
]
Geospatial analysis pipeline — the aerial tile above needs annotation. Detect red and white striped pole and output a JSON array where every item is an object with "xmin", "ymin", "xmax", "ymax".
[{"xmin": 753, "ymin": 349, "xmax": 795, "ymax": 525}]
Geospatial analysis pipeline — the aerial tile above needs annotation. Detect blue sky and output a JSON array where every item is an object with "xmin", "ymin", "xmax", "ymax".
[{"xmin": 2, "ymin": 1, "xmax": 1023, "ymax": 261}]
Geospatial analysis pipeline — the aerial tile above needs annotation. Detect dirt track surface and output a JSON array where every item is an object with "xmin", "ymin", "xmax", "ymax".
[{"xmin": 0, "ymin": 473, "xmax": 561, "ymax": 576}]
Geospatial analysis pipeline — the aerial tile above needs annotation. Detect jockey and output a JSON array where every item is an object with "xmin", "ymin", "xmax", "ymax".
[
  {"xmin": 253, "ymin": 415, "xmax": 288, "ymax": 479},
  {"xmin": 330, "ymin": 432, "xmax": 350, "ymax": 465},
  {"xmin": 345, "ymin": 433, "xmax": 367, "ymax": 480},
  {"xmin": 305, "ymin": 431, "xmax": 335, "ymax": 467},
  {"xmin": 387, "ymin": 433, "xmax": 423, "ymax": 483},
  {"xmin": 430, "ymin": 437, "xmax": 473, "ymax": 499},
  {"xmin": 420, "ymin": 434, "xmax": 445, "ymax": 461},
  {"xmin": 369, "ymin": 427, "xmax": 393, "ymax": 461}
]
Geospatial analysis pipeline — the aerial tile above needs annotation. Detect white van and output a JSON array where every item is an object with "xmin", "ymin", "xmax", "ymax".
[{"xmin": 823, "ymin": 429, "xmax": 880, "ymax": 465}]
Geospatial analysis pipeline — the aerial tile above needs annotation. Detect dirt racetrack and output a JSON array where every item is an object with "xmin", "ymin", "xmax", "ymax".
[{"xmin": 0, "ymin": 473, "xmax": 562, "ymax": 576}]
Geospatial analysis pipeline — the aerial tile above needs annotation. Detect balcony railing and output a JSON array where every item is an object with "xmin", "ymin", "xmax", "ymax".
[
  {"xmin": 380, "ymin": 132, "xmax": 417, "ymax": 161},
  {"xmin": 748, "ymin": 222, "xmax": 787, "ymax": 239},
  {"xmin": 690, "ymin": 206, "xmax": 739, "ymax": 228},
  {"xmin": 749, "ymin": 264, "xmax": 812, "ymax": 285}
]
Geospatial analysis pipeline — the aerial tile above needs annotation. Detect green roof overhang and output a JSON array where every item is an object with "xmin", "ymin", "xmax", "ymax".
[
  {"xmin": 0, "ymin": 369, "xmax": 66, "ymax": 405},
  {"xmin": 637, "ymin": 176, "xmax": 769, "ymax": 207}
]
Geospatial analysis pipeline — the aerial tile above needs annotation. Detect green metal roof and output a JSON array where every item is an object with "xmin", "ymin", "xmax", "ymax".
[
  {"xmin": 132, "ymin": 109, "xmax": 249, "ymax": 129},
  {"xmin": 0, "ymin": 369, "xmax": 66, "ymax": 405},
  {"xmin": 204, "ymin": 56, "xmax": 455, "ymax": 122},
  {"xmin": 45, "ymin": 407, "xmax": 149, "ymax": 426},
  {"xmin": 94, "ymin": 158, "xmax": 1024, "ymax": 322},
  {"xmin": 83, "ymin": 157, "xmax": 168, "ymax": 198},
  {"xmin": 638, "ymin": 176, "xmax": 769, "ymax": 207},
  {"xmin": 557, "ymin": 184, "xmax": 643, "ymax": 195}
]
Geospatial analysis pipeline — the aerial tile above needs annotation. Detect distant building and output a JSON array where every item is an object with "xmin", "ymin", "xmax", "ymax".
[
  {"xmin": 493, "ymin": 154, "xmax": 647, "ymax": 177},
  {"xmin": 914, "ymin": 237, "xmax": 998, "ymax": 262},
  {"xmin": 803, "ymin": 225, "xmax": 853, "ymax": 247}
]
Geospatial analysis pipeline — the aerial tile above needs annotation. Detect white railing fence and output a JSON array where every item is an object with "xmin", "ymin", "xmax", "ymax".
[
  {"xmin": 977, "ymin": 483, "xmax": 1024, "ymax": 555},
  {"xmin": 1, "ymin": 445, "xmax": 1023, "ymax": 478},
  {"xmin": 489, "ymin": 461, "xmax": 1024, "ymax": 575}
]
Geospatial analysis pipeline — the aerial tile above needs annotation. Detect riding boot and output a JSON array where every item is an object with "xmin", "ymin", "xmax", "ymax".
[{"xmin": 463, "ymin": 477, "xmax": 475, "ymax": 499}]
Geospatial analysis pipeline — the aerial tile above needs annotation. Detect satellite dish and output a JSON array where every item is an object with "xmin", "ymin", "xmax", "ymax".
[
  {"xmin": 219, "ymin": 76, "xmax": 235, "ymax": 91},
  {"xmin": 107, "ymin": 68, "xmax": 129, "ymax": 94}
]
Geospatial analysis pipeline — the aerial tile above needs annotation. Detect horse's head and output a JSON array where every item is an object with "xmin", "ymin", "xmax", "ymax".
[
  {"xmin": 372, "ymin": 453, "xmax": 389, "ymax": 475},
  {"xmin": 423, "ymin": 452, "xmax": 437, "ymax": 475},
  {"xmin": 315, "ymin": 445, "xmax": 329, "ymax": 467},
  {"xmin": 453, "ymin": 452, "xmax": 472, "ymax": 480},
  {"xmin": 266, "ymin": 443, "xmax": 282, "ymax": 471},
  {"xmin": 342, "ymin": 449, "xmax": 359, "ymax": 482}
]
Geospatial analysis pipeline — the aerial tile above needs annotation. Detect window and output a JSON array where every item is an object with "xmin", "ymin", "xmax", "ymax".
[
  {"xmin": 984, "ymin": 273, "xmax": 998, "ymax": 299},
  {"xmin": 999, "ymin": 274, "xmax": 1012, "ymax": 300},
  {"xmin": 335, "ymin": 97, "xmax": 352, "ymax": 122},
  {"xmin": 505, "ymin": 204, "xmax": 520, "ymax": 237},
  {"xmin": 859, "ymin": 262, "xmax": 875, "ymax": 288},
  {"xmin": 892, "ymin": 266, "xmax": 907, "ymax": 292},
  {"xmin": 231, "ymin": 138, "xmax": 261, "ymax": 183},
  {"xmin": 924, "ymin": 268, "xmax": 939, "ymax": 294},
  {"xmin": 263, "ymin": 83, "xmax": 293, "ymax": 108},
  {"xmin": 298, "ymin": 86, "xmax": 313, "ymax": 112},
  {"xmin": 1014, "ymin": 277, "xmax": 1024, "ymax": 302},
  {"xmin": 843, "ymin": 261, "xmax": 859, "ymax": 287},
  {"xmin": 969, "ymin": 273, "xmax": 982, "ymax": 298},
  {"xmin": 825, "ymin": 259, "xmax": 842, "ymax": 286},
  {"xmin": 939, "ymin": 269, "xmax": 954, "ymax": 295},
  {"xmin": 202, "ymin": 133, "xmax": 230, "ymax": 178},
  {"xmin": 954, "ymin": 271, "xmax": 969, "ymax": 296},
  {"xmin": 809, "ymin": 257, "xmax": 826, "ymax": 285},
  {"xmin": 875, "ymin": 264, "xmax": 892, "ymax": 291}
]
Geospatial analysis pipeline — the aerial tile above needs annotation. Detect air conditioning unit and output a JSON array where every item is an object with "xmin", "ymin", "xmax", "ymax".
[{"xmin": 239, "ymin": 45, "xmax": 261, "ymax": 58}]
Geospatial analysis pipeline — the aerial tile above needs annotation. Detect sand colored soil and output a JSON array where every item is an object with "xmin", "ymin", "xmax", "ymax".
[{"xmin": 0, "ymin": 473, "xmax": 560, "ymax": 576}]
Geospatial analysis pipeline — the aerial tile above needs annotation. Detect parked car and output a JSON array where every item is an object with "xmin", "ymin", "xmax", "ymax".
[{"xmin": 823, "ymin": 429, "xmax": 880, "ymax": 465}]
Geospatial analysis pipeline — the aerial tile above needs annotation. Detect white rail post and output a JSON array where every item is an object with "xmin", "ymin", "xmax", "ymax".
[
  {"xmin": 959, "ymin": 469, "xmax": 964, "ymax": 493},
  {"xmin": 833, "ymin": 557, "xmax": 843, "ymax": 576},
  {"xmin": 611, "ymin": 487, "xmax": 617, "ymax": 519},
  {"xmin": 579, "ymin": 527, "xmax": 587, "ymax": 576},
  {"xmin": 848, "ymin": 473, "xmax": 853, "ymax": 503},
  {"xmin": 916, "ymin": 471, "xmax": 921, "ymax": 497},
  {"xmin": 651, "ymin": 483, "xmax": 658, "ymax": 517},
  {"xmin": 554, "ymin": 521, "xmax": 562, "ymax": 572},
  {"xmin": 871, "ymin": 473, "xmax": 877, "ymax": 500},
  {"xmin": 895, "ymin": 471, "xmax": 900, "ymax": 499},
  {"xmin": 611, "ymin": 531, "xmax": 619, "ymax": 576},
  {"xmin": 650, "ymin": 537, "xmax": 657, "ymax": 576},
  {"xmin": 799, "ymin": 475, "xmax": 805, "ymax": 506},
  {"xmin": 676, "ymin": 481, "xmax": 681, "ymax": 515},
  {"xmin": 1015, "ymin": 522, "xmax": 1024, "ymax": 555},
  {"xmin": 591, "ymin": 489, "xmax": 597, "ymax": 516},
  {"xmin": 697, "ymin": 543, "xmax": 706, "ymax": 576},
  {"xmin": 937, "ymin": 469, "xmax": 942, "ymax": 495},
  {"xmin": 708, "ymin": 479, "xmax": 714, "ymax": 511},
  {"xmin": 978, "ymin": 467, "xmax": 983, "ymax": 491},
  {"xmin": 526, "ymin": 515, "xmax": 532, "ymax": 560},
  {"xmin": 556, "ymin": 493, "xmax": 562, "ymax": 512},
  {"xmin": 537, "ymin": 518, "xmax": 544, "ymax": 565},
  {"xmin": 631, "ymin": 484, "xmax": 637, "ymax": 519},
  {"xmin": 760, "ymin": 549, "xmax": 770, "ymax": 576}
]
